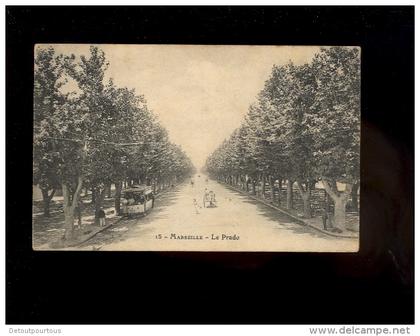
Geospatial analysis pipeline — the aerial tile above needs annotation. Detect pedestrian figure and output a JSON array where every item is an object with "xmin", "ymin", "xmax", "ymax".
[
  {"xmin": 74, "ymin": 199, "xmax": 84, "ymax": 229},
  {"xmin": 193, "ymin": 198, "xmax": 201, "ymax": 214},
  {"xmin": 322, "ymin": 212, "xmax": 328, "ymax": 230},
  {"xmin": 203, "ymin": 188, "xmax": 210, "ymax": 208},
  {"xmin": 96, "ymin": 207, "xmax": 106, "ymax": 227},
  {"xmin": 322, "ymin": 209, "xmax": 333, "ymax": 230},
  {"xmin": 208, "ymin": 190, "xmax": 216, "ymax": 207}
]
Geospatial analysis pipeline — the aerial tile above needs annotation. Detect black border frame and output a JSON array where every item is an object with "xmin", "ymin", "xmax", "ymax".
[{"xmin": 6, "ymin": 6, "xmax": 414, "ymax": 324}]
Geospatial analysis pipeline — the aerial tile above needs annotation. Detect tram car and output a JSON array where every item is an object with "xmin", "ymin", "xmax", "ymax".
[{"xmin": 121, "ymin": 185, "xmax": 155, "ymax": 217}]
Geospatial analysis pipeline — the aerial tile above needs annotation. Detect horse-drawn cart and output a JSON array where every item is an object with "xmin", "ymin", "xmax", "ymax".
[{"xmin": 203, "ymin": 191, "xmax": 217, "ymax": 208}]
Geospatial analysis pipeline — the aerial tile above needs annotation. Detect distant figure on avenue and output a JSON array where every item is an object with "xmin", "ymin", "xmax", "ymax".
[
  {"xmin": 96, "ymin": 207, "xmax": 106, "ymax": 227},
  {"xmin": 74, "ymin": 199, "xmax": 84, "ymax": 229},
  {"xmin": 193, "ymin": 198, "xmax": 201, "ymax": 214},
  {"xmin": 209, "ymin": 190, "xmax": 216, "ymax": 207},
  {"xmin": 203, "ymin": 188, "xmax": 209, "ymax": 208},
  {"xmin": 190, "ymin": 179, "xmax": 194, "ymax": 187}
]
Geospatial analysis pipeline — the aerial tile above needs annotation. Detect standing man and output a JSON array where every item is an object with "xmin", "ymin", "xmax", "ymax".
[
  {"xmin": 203, "ymin": 188, "xmax": 210, "ymax": 208},
  {"xmin": 193, "ymin": 198, "xmax": 201, "ymax": 214},
  {"xmin": 96, "ymin": 207, "xmax": 106, "ymax": 227},
  {"xmin": 75, "ymin": 199, "xmax": 84, "ymax": 228}
]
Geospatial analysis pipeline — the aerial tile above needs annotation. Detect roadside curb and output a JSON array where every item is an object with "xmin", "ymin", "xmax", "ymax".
[
  {"xmin": 73, "ymin": 216, "xmax": 125, "ymax": 247},
  {"xmin": 218, "ymin": 181, "xmax": 358, "ymax": 239}
]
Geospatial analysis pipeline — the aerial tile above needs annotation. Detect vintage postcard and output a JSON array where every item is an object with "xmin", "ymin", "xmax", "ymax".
[{"xmin": 33, "ymin": 44, "xmax": 360, "ymax": 252}]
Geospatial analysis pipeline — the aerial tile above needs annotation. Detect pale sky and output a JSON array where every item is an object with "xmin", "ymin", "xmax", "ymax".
[{"xmin": 42, "ymin": 44, "xmax": 321, "ymax": 169}]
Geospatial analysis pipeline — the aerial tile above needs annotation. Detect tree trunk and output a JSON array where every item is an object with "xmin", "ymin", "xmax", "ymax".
[
  {"xmin": 43, "ymin": 198, "xmax": 51, "ymax": 217},
  {"xmin": 114, "ymin": 181, "xmax": 123, "ymax": 215},
  {"xmin": 269, "ymin": 176, "xmax": 275, "ymax": 201},
  {"xmin": 257, "ymin": 175, "xmax": 261, "ymax": 196},
  {"xmin": 322, "ymin": 179, "xmax": 353, "ymax": 230},
  {"xmin": 107, "ymin": 184, "xmax": 112, "ymax": 198},
  {"xmin": 63, "ymin": 207, "xmax": 75, "ymax": 240},
  {"xmin": 334, "ymin": 197, "xmax": 347, "ymax": 230},
  {"xmin": 96, "ymin": 188, "xmax": 106, "ymax": 212},
  {"xmin": 91, "ymin": 187, "xmax": 96, "ymax": 203},
  {"xmin": 251, "ymin": 180, "xmax": 256, "ymax": 195},
  {"xmin": 261, "ymin": 173, "xmax": 266, "ymax": 199},
  {"xmin": 41, "ymin": 188, "xmax": 55, "ymax": 217},
  {"xmin": 93, "ymin": 187, "xmax": 107, "ymax": 224},
  {"xmin": 296, "ymin": 180, "xmax": 312, "ymax": 218},
  {"xmin": 303, "ymin": 197, "xmax": 311, "ymax": 218},
  {"xmin": 286, "ymin": 179, "xmax": 294, "ymax": 210},
  {"xmin": 62, "ymin": 177, "xmax": 83, "ymax": 240},
  {"xmin": 277, "ymin": 178, "xmax": 282, "ymax": 206},
  {"xmin": 351, "ymin": 181, "xmax": 360, "ymax": 211}
]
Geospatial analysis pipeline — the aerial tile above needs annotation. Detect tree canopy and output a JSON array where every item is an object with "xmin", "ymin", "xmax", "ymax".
[
  {"xmin": 205, "ymin": 47, "xmax": 360, "ymax": 230},
  {"xmin": 33, "ymin": 45, "xmax": 194, "ymax": 238}
]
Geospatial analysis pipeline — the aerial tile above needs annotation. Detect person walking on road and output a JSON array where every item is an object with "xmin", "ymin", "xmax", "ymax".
[
  {"xmin": 96, "ymin": 207, "xmax": 106, "ymax": 227},
  {"xmin": 193, "ymin": 198, "xmax": 201, "ymax": 214},
  {"xmin": 75, "ymin": 199, "xmax": 84, "ymax": 229}
]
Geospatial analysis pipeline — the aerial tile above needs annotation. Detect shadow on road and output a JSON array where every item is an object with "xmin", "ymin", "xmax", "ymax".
[
  {"xmin": 226, "ymin": 189, "xmax": 334, "ymax": 240},
  {"xmin": 80, "ymin": 186, "xmax": 185, "ymax": 248}
]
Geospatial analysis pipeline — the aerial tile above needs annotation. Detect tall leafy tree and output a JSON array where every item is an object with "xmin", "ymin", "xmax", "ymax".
[
  {"xmin": 66, "ymin": 46, "xmax": 110, "ymax": 214},
  {"xmin": 206, "ymin": 46, "xmax": 360, "ymax": 228},
  {"xmin": 308, "ymin": 47, "xmax": 360, "ymax": 229},
  {"xmin": 33, "ymin": 47, "xmax": 67, "ymax": 216},
  {"xmin": 268, "ymin": 63, "xmax": 317, "ymax": 217}
]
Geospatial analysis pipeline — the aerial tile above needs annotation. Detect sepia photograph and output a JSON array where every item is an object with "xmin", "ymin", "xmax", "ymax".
[
  {"xmin": 32, "ymin": 44, "xmax": 360, "ymax": 252},
  {"xmin": 6, "ymin": 4, "xmax": 414, "ymax": 327}
]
